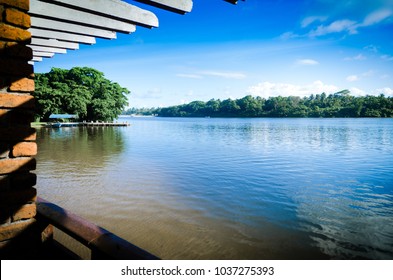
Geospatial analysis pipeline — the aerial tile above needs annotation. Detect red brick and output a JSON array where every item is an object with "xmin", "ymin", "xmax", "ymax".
[
  {"xmin": 12, "ymin": 203, "xmax": 36, "ymax": 221},
  {"xmin": 5, "ymin": 8, "xmax": 30, "ymax": 28},
  {"xmin": 0, "ymin": 187, "xmax": 36, "ymax": 207},
  {"xmin": 0, "ymin": 219, "xmax": 35, "ymax": 241},
  {"xmin": 0, "ymin": 93, "xmax": 34, "ymax": 108},
  {"xmin": 0, "ymin": 23, "xmax": 30, "ymax": 42},
  {"xmin": 0, "ymin": 0, "xmax": 29, "ymax": 11},
  {"xmin": 11, "ymin": 142, "xmax": 37, "ymax": 157},
  {"xmin": 0, "ymin": 157, "xmax": 36, "ymax": 174},
  {"xmin": 9, "ymin": 77, "xmax": 34, "ymax": 92},
  {"xmin": 0, "ymin": 127, "xmax": 36, "ymax": 141}
]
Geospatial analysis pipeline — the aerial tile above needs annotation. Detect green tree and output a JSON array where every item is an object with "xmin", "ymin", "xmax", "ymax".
[
  {"xmin": 34, "ymin": 67, "xmax": 130, "ymax": 121},
  {"xmin": 128, "ymin": 91, "xmax": 393, "ymax": 118},
  {"xmin": 220, "ymin": 99, "xmax": 241, "ymax": 117}
]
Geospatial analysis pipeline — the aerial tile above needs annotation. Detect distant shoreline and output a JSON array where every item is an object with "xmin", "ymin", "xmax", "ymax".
[
  {"xmin": 123, "ymin": 92, "xmax": 393, "ymax": 118},
  {"xmin": 120, "ymin": 115, "xmax": 393, "ymax": 119}
]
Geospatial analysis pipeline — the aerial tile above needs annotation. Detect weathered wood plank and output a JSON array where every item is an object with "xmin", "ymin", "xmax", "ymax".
[
  {"xmin": 30, "ymin": 38, "xmax": 79, "ymax": 50},
  {"xmin": 31, "ymin": 17, "xmax": 117, "ymax": 39},
  {"xmin": 46, "ymin": 0, "xmax": 159, "ymax": 28},
  {"xmin": 29, "ymin": 45, "xmax": 67, "ymax": 54},
  {"xmin": 29, "ymin": 0, "xmax": 136, "ymax": 33},
  {"xmin": 36, "ymin": 197, "xmax": 159, "ymax": 260},
  {"xmin": 33, "ymin": 51, "xmax": 55, "ymax": 58},
  {"xmin": 30, "ymin": 28, "xmax": 96, "ymax": 44},
  {"xmin": 134, "ymin": 0, "xmax": 193, "ymax": 14}
]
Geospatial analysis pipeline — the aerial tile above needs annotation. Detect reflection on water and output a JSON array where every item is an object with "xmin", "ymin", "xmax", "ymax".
[{"xmin": 36, "ymin": 118, "xmax": 393, "ymax": 259}]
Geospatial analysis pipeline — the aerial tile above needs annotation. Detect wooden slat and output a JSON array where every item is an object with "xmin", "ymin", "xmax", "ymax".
[
  {"xmin": 29, "ymin": 0, "xmax": 136, "ymax": 33},
  {"xmin": 224, "ymin": 0, "xmax": 238, "ymax": 4},
  {"xmin": 134, "ymin": 0, "xmax": 193, "ymax": 14},
  {"xmin": 36, "ymin": 197, "xmax": 159, "ymax": 260},
  {"xmin": 46, "ymin": 0, "xmax": 159, "ymax": 28},
  {"xmin": 29, "ymin": 45, "xmax": 67, "ymax": 54},
  {"xmin": 31, "ymin": 17, "xmax": 117, "ymax": 39},
  {"xmin": 33, "ymin": 51, "xmax": 55, "ymax": 57},
  {"xmin": 30, "ymin": 28, "xmax": 96, "ymax": 44},
  {"xmin": 30, "ymin": 38, "xmax": 79, "ymax": 50}
]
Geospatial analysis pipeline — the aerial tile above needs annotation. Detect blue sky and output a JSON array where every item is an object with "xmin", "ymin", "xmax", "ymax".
[{"xmin": 34, "ymin": 0, "xmax": 393, "ymax": 108}]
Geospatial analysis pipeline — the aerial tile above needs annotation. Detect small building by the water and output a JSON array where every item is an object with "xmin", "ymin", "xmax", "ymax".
[{"xmin": 49, "ymin": 114, "xmax": 78, "ymax": 121}]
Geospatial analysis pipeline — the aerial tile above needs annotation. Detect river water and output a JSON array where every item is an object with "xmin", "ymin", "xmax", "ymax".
[{"xmin": 35, "ymin": 118, "xmax": 393, "ymax": 259}]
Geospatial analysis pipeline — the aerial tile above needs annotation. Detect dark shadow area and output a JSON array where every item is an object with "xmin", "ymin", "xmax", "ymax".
[{"xmin": 0, "ymin": 38, "xmax": 40, "ymax": 259}]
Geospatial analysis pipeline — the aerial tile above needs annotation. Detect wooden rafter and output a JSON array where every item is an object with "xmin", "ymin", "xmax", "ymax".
[{"xmin": 28, "ymin": 0, "xmax": 241, "ymax": 62}]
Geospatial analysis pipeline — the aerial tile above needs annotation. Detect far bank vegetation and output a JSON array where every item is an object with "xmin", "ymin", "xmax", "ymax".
[{"xmin": 124, "ymin": 90, "xmax": 393, "ymax": 118}]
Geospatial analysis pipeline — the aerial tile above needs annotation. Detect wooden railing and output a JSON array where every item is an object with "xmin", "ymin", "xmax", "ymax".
[{"xmin": 36, "ymin": 197, "xmax": 159, "ymax": 260}]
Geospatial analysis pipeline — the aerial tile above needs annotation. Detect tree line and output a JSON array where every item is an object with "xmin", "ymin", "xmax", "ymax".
[
  {"xmin": 124, "ymin": 90, "xmax": 393, "ymax": 118},
  {"xmin": 34, "ymin": 67, "xmax": 129, "ymax": 122}
]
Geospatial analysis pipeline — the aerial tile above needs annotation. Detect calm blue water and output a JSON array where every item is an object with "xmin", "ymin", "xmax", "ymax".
[{"xmin": 36, "ymin": 118, "xmax": 393, "ymax": 259}]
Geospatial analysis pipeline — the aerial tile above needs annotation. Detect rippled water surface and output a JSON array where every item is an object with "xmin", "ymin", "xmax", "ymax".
[{"xmin": 36, "ymin": 118, "xmax": 393, "ymax": 259}]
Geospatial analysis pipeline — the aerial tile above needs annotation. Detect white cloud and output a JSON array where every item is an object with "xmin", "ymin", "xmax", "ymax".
[
  {"xmin": 280, "ymin": 31, "xmax": 300, "ymax": 40},
  {"xmin": 134, "ymin": 88, "xmax": 162, "ymax": 98},
  {"xmin": 309, "ymin": 19, "xmax": 358, "ymax": 37},
  {"xmin": 347, "ymin": 87, "xmax": 393, "ymax": 97},
  {"xmin": 301, "ymin": 16, "xmax": 328, "ymax": 28},
  {"xmin": 176, "ymin": 73, "xmax": 203, "ymax": 79},
  {"xmin": 362, "ymin": 9, "xmax": 393, "ymax": 26},
  {"xmin": 176, "ymin": 70, "xmax": 246, "ymax": 80},
  {"xmin": 296, "ymin": 59, "xmax": 319, "ymax": 65},
  {"xmin": 307, "ymin": 9, "xmax": 392, "ymax": 38},
  {"xmin": 380, "ymin": 74, "xmax": 390, "ymax": 79},
  {"xmin": 199, "ymin": 71, "xmax": 246, "ymax": 79},
  {"xmin": 362, "ymin": 70, "xmax": 374, "ymax": 77},
  {"xmin": 344, "ymin": 54, "xmax": 366, "ymax": 61},
  {"xmin": 346, "ymin": 75, "xmax": 359, "ymax": 82},
  {"xmin": 373, "ymin": 87, "xmax": 393, "ymax": 96},
  {"xmin": 247, "ymin": 80, "xmax": 339, "ymax": 98},
  {"xmin": 349, "ymin": 87, "xmax": 367, "ymax": 96},
  {"xmin": 364, "ymin": 45, "xmax": 379, "ymax": 53},
  {"xmin": 381, "ymin": 55, "xmax": 393, "ymax": 61}
]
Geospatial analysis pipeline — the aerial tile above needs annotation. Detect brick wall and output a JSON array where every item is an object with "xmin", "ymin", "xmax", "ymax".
[{"xmin": 0, "ymin": 0, "xmax": 39, "ymax": 258}]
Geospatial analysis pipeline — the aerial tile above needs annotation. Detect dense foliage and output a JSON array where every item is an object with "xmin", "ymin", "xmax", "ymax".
[
  {"xmin": 125, "ymin": 90, "xmax": 393, "ymax": 118},
  {"xmin": 34, "ymin": 67, "xmax": 130, "ymax": 122}
]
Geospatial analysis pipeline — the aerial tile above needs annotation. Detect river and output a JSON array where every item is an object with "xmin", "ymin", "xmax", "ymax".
[{"xmin": 35, "ymin": 117, "xmax": 393, "ymax": 259}]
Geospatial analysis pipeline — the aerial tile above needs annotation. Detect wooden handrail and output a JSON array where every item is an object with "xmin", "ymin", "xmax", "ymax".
[{"xmin": 36, "ymin": 197, "xmax": 159, "ymax": 260}]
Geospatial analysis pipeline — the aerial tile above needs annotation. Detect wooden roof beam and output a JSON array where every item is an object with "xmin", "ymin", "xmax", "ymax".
[
  {"xmin": 133, "ymin": 0, "xmax": 193, "ymax": 15},
  {"xmin": 42, "ymin": 0, "xmax": 159, "ymax": 29},
  {"xmin": 29, "ymin": 0, "xmax": 136, "ymax": 33},
  {"xmin": 33, "ymin": 51, "xmax": 55, "ymax": 58},
  {"xmin": 30, "ymin": 28, "xmax": 96, "ymax": 44},
  {"xmin": 29, "ymin": 45, "xmax": 67, "ymax": 54},
  {"xmin": 223, "ymin": 0, "xmax": 245, "ymax": 4},
  {"xmin": 30, "ymin": 38, "xmax": 79, "ymax": 50},
  {"xmin": 31, "ymin": 18, "xmax": 117, "ymax": 39}
]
